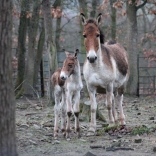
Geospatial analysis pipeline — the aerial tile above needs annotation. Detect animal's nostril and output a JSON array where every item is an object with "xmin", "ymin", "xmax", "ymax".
[
  {"xmin": 87, "ymin": 56, "xmax": 89, "ymax": 60},
  {"xmin": 61, "ymin": 76, "xmax": 65, "ymax": 80},
  {"xmin": 95, "ymin": 56, "xmax": 97, "ymax": 60}
]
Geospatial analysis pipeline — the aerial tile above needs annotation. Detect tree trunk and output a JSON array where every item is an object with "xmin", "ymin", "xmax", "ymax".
[
  {"xmin": 79, "ymin": 0, "xmax": 88, "ymax": 53},
  {"xmin": 15, "ymin": 0, "xmax": 29, "ymax": 98},
  {"xmin": 90, "ymin": 0, "xmax": 97, "ymax": 18},
  {"xmin": 42, "ymin": 0, "xmax": 58, "ymax": 105},
  {"xmin": 23, "ymin": 1, "xmax": 40, "ymax": 97},
  {"xmin": 110, "ymin": 0, "xmax": 116, "ymax": 40},
  {"xmin": 80, "ymin": 101, "xmax": 106, "ymax": 122},
  {"xmin": 126, "ymin": 1, "xmax": 138, "ymax": 95},
  {"xmin": 53, "ymin": 0, "xmax": 62, "ymax": 51},
  {"xmin": 0, "ymin": 1, "xmax": 17, "ymax": 155},
  {"xmin": 33, "ymin": 18, "xmax": 45, "ymax": 90}
]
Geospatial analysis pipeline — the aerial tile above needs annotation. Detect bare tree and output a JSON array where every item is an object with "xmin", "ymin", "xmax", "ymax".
[
  {"xmin": 110, "ymin": 0, "xmax": 117, "ymax": 40},
  {"xmin": 79, "ymin": 0, "xmax": 88, "ymax": 53},
  {"xmin": 126, "ymin": 0, "xmax": 147, "ymax": 94},
  {"xmin": 42, "ymin": 0, "xmax": 58, "ymax": 104},
  {"xmin": 33, "ymin": 18, "xmax": 45, "ymax": 95},
  {"xmin": 0, "ymin": 0, "xmax": 17, "ymax": 155},
  {"xmin": 54, "ymin": 0, "xmax": 63, "ymax": 51},
  {"xmin": 23, "ymin": 1, "xmax": 41, "ymax": 97},
  {"xmin": 90, "ymin": 0, "xmax": 97, "ymax": 18},
  {"xmin": 15, "ymin": 0, "xmax": 30, "ymax": 98}
]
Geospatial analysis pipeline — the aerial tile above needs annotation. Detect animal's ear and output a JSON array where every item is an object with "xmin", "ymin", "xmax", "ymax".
[
  {"xmin": 63, "ymin": 49, "xmax": 71, "ymax": 57},
  {"xmin": 96, "ymin": 13, "xmax": 102, "ymax": 25},
  {"xmin": 74, "ymin": 49, "xmax": 79, "ymax": 58},
  {"xmin": 80, "ymin": 13, "xmax": 86, "ymax": 25},
  {"xmin": 65, "ymin": 51, "xmax": 70, "ymax": 57}
]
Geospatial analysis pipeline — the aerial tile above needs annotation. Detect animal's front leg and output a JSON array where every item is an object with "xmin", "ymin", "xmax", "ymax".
[
  {"xmin": 106, "ymin": 83, "xmax": 115, "ymax": 126},
  {"xmin": 66, "ymin": 91, "xmax": 72, "ymax": 139},
  {"xmin": 61, "ymin": 90, "xmax": 66, "ymax": 136},
  {"xmin": 73, "ymin": 92, "xmax": 80, "ymax": 138},
  {"xmin": 87, "ymin": 86, "xmax": 97, "ymax": 136}
]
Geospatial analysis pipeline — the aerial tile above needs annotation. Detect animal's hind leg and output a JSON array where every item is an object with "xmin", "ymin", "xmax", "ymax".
[
  {"xmin": 61, "ymin": 90, "xmax": 66, "ymax": 136},
  {"xmin": 117, "ymin": 86, "xmax": 126, "ymax": 125},
  {"xmin": 54, "ymin": 93, "xmax": 61, "ymax": 138},
  {"xmin": 73, "ymin": 92, "xmax": 80, "ymax": 138},
  {"xmin": 66, "ymin": 91, "xmax": 72, "ymax": 139}
]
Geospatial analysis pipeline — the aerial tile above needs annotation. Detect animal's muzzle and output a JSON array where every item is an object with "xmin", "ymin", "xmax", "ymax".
[
  {"xmin": 87, "ymin": 56, "xmax": 97, "ymax": 63},
  {"xmin": 60, "ymin": 75, "xmax": 67, "ymax": 81}
]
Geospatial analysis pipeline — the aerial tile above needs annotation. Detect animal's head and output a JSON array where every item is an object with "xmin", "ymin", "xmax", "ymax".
[
  {"xmin": 60, "ymin": 49, "xmax": 79, "ymax": 80},
  {"xmin": 80, "ymin": 13, "xmax": 102, "ymax": 63}
]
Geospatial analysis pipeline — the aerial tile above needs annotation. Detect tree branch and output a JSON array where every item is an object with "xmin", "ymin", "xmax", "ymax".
[{"xmin": 136, "ymin": 0, "xmax": 147, "ymax": 10}]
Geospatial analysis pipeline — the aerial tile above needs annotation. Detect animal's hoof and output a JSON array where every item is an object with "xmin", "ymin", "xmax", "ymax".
[
  {"xmin": 54, "ymin": 136, "xmax": 58, "ymax": 140},
  {"xmin": 66, "ymin": 138, "xmax": 71, "ymax": 141},
  {"xmin": 66, "ymin": 133, "xmax": 70, "ymax": 140},
  {"xmin": 108, "ymin": 122, "xmax": 115, "ymax": 127},
  {"xmin": 87, "ymin": 126, "xmax": 96, "ymax": 136},
  {"xmin": 87, "ymin": 131, "xmax": 96, "ymax": 136},
  {"xmin": 120, "ymin": 122, "xmax": 126, "ymax": 126},
  {"xmin": 77, "ymin": 132, "xmax": 81, "ymax": 138},
  {"xmin": 54, "ymin": 131, "xmax": 58, "ymax": 138},
  {"xmin": 61, "ymin": 129, "xmax": 66, "ymax": 137},
  {"xmin": 120, "ymin": 119, "xmax": 126, "ymax": 126}
]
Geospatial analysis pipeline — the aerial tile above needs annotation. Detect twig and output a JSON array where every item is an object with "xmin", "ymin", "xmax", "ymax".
[
  {"xmin": 29, "ymin": 84, "xmax": 43, "ymax": 107},
  {"xmin": 14, "ymin": 80, "xmax": 25, "ymax": 92},
  {"xmin": 106, "ymin": 147, "xmax": 134, "ymax": 151},
  {"xmin": 90, "ymin": 145, "xmax": 105, "ymax": 149}
]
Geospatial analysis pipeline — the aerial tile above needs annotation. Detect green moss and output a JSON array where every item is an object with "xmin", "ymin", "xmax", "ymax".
[
  {"xmin": 97, "ymin": 124, "xmax": 118, "ymax": 136},
  {"xmin": 131, "ymin": 125, "xmax": 151, "ymax": 135}
]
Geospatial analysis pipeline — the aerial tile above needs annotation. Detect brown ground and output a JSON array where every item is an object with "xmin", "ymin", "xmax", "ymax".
[{"xmin": 16, "ymin": 95, "xmax": 156, "ymax": 156}]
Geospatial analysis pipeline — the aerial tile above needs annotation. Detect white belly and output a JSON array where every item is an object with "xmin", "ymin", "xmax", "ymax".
[
  {"xmin": 83, "ymin": 60, "xmax": 128, "ymax": 88},
  {"xmin": 83, "ymin": 62, "xmax": 115, "ymax": 87}
]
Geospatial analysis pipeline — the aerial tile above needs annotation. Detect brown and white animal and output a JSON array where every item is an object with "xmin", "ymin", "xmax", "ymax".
[
  {"xmin": 51, "ymin": 49, "xmax": 83, "ymax": 139},
  {"xmin": 80, "ymin": 13, "xmax": 129, "ymax": 136}
]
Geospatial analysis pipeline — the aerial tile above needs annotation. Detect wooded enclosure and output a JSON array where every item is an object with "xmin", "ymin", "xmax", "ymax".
[
  {"xmin": 0, "ymin": 0, "xmax": 156, "ymax": 155},
  {"xmin": 11, "ymin": 0, "xmax": 156, "ymax": 100}
]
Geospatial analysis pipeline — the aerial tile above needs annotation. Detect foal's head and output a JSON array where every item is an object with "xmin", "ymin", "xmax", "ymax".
[
  {"xmin": 80, "ymin": 13, "xmax": 102, "ymax": 63},
  {"xmin": 60, "ymin": 49, "xmax": 79, "ymax": 81}
]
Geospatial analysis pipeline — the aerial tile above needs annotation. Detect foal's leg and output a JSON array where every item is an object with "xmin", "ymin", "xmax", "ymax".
[
  {"xmin": 106, "ymin": 83, "xmax": 115, "ymax": 125},
  {"xmin": 66, "ymin": 91, "xmax": 72, "ymax": 139},
  {"xmin": 87, "ymin": 86, "xmax": 97, "ymax": 136},
  {"xmin": 117, "ymin": 87, "xmax": 126, "ymax": 125},
  {"xmin": 54, "ymin": 88, "xmax": 62, "ymax": 138},
  {"xmin": 73, "ymin": 91, "xmax": 80, "ymax": 138},
  {"xmin": 61, "ymin": 89, "xmax": 66, "ymax": 136}
]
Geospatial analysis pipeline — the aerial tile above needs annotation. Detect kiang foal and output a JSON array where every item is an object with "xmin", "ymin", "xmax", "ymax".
[
  {"xmin": 52, "ymin": 49, "xmax": 83, "ymax": 139},
  {"xmin": 80, "ymin": 13, "xmax": 129, "ymax": 136}
]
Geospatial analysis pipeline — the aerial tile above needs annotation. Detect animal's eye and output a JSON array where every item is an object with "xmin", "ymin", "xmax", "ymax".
[
  {"xmin": 68, "ymin": 64, "xmax": 72, "ymax": 68},
  {"xmin": 97, "ymin": 34, "xmax": 100, "ymax": 37},
  {"xmin": 83, "ymin": 34, "xmax": 87, "ymax": 38}
]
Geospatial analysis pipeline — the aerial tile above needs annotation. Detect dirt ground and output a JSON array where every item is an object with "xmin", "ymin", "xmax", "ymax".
[{"xmin": 16, "ymin": 95, "xmax": 156, "ymax": 156}]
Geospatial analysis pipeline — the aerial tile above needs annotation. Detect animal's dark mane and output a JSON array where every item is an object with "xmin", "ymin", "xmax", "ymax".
[
  {"xmin": 99, "ymin": 28, "xmax": 105, "ymax": 44},
  {"xmin": 86, "ymin": 19, "xmax": 105, "ymax": 44},
  {"xmin": 107, "ymin": 40, "xmax": 116, "ymax": 45}
]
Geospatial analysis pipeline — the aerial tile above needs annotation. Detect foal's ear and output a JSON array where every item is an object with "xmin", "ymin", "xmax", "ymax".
[
  {"xmin": 63, "ymin": 49, "xmax": 70, "ymax": 57},
  {"xmin": 80, "ymin": 13, "xmax": 86, "ymax": 25},
  {"xmin": 96, "ymin": 13, "xmax": 102, "ymax": 25},
  {"xmin": 74, "ymin": 49, "xmax": 79, "ymax": 58},
  {"xmin": 65, "ymin": 51, "xmax": 70, "ymax": 57}
]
